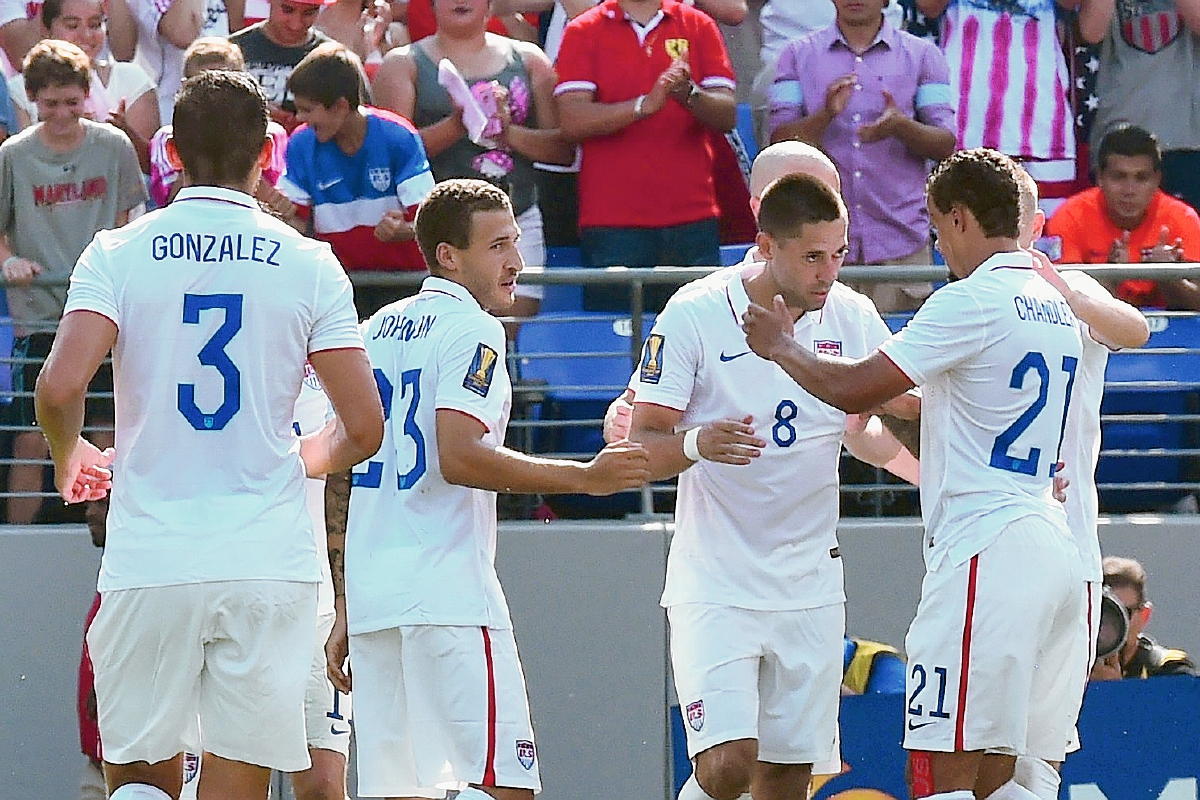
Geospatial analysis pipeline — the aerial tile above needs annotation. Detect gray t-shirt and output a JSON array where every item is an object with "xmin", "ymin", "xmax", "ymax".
[
  {"xmin": 1093, "ymin": 0, "xmax": 1200, "ymax": 153},
  {"xmin": 0, "ymin": 119, "xmax": 147, "ymax": 333}
]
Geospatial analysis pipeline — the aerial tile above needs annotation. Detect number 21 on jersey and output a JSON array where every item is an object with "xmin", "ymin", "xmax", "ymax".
[
  {"xmin": 352, "ymin": 367, "xmax": 427, "ymax": 490},
  {"xmin": 990, "ymin": 350, "xmax": 1077, "ymax": 477}
]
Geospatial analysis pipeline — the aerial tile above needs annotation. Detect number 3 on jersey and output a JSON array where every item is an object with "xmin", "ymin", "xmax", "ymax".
[
  {"xmin": 177, "ymin": 293, "xmax": 243, "ymax": 431},
  {"xmin": 990, "ymin": 350, "xmax": 1078, "ymax": 476},
  {"xmin": 352, "ymin": 368, "xmax": 426, "ymax": 490}
]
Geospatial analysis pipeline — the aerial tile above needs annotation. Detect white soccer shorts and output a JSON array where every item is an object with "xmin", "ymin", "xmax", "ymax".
[
  {"xmin": 305, "ymin": 611, "xmax": 352, "ymax": 757},
  {"xmin": 1064, "ymin": 579, "xmax": 1104, "ymax": 755},
  {"xmin": 350, "ymin": 624, "xmax": 541, "ymax": 798},
  {"xmin": 668, "ymin": 602, "xmax": 844, "ymax": 767},
  {"xmin": 902, "ymin": 515, "xmax": 1087, "ymax": 762},
  {"xmin": 87, "ymin": 580, "xmax": 317, "ymax": 772}
]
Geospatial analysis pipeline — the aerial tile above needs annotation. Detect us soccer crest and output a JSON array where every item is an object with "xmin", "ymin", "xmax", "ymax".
[
  {"xmin": 1117, "ymin": 0, "xmax": 1180, "ymax": 52},
  {"xmin": 369, "ymin": 166, "xmax": 392, "ymax": 192},
  {"xmin": 516, "ymin": 739, "xmax": 536, "ymax": 770},
  {"xmin": 685, "ymin": 700, "xmax": 704, "ymax": 731},
  {"xmin": 640, "ymin": 334, "xmax": 665, "ymax": 384},
  {"xmin": 302, "ymin": 361, "xmax": 323, "ymax": 391},
  {"xmin": 463, "ymin": 343, "xmax": 499, "ymax": 397},
  {"xmin": 665, "ymin": 38, "xmax": 690, "ymax": 59},
  {"xmin": 815, "ymin": 340, "xmax": 842, "ymax": 357}
]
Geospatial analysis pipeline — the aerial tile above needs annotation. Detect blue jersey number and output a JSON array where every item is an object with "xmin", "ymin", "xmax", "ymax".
[
  {"xmin": 352, "ymin": 368, "xmax": 426, "ymax": 490},
  {"xmin": 989, "ymin": 351, "xmax": 1078, "ymax": 476},
  {"xmin": 772, "ymin": 400, "xmax": 799, "ymax": 447},
  {"xmin": 177, "ymin": 293, "xmax": 243, "ymax": 431}
]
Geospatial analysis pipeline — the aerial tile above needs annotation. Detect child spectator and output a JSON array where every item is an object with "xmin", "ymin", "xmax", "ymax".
[
  {"xmin": 9, "ymin": 0, "xmax": 160, "ymax": 171},
  {"xmin": 277, "ymin": 42, "xmax": 434, "ymax": 315},
  {"xmin": 0, "ymin": 40, "xmax": 146, "ymax": 523}
]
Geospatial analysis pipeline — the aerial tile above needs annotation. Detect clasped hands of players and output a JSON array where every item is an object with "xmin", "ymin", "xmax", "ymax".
[
  {"xmin": 602, "ymin": 394, "xmax": 765, "ymax": 467},
  {"xmin": 580, "ymin": 441, "xmax": 653, "ymax": 495}
]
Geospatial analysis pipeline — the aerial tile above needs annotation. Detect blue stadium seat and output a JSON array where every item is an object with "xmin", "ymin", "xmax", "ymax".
[
  {"xmin": 1097, "ymin": 314, "xmax": 1200, "ymax": 511},
  {"xmin": 736, "ymin": 102, "xmax": 758, "ymax": 161},
  {"xmin": 541, "ymin": 246, "xmax": 585, "ymax": 312},
  {"xmin": 721, "ymin": 244, "xmax": 751, "ymax": 266},
  {"xmin": 515, "ymin": 311, "xmax": 656, "ymax": 516}
]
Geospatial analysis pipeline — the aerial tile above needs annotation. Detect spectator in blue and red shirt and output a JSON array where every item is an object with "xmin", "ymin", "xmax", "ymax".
[
  {"xmin": 555, "ymin": 0, "xmax": 737, "ymax": 312},
  {"xmin": 278, "ymin": 42, "xmax": 435, "ymax": 316}
]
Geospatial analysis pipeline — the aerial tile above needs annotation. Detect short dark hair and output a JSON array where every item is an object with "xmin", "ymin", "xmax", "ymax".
[
  {"xmin": 172, "ymin": 70, "xmax": 269, "ymax": 186},
  {"xmin": 23, "ymin": 39, "xmax": 90, "ymax": 97},
  {"xmin": 1103, "ymin": 556, "xmax": 1148, "ymax": 607},
  {"xmin": 183, "ymin": 37, "xmax": 246, "ymax": 78},
  {"xmin": 41, "ymin": 0, "xmax": 97, "ymax": 29},
  {"xmin": 757, "ymin": 173, "xmax": 846, "ymax": 241},
  {"xmin": 287, "ymin": 42, "xmax": 365, "ymax": 108},
  {"xmin": 1097, "ymin": 125, "xmax": 1162, "ymax": 173},
  {"xmin": 927, "ymin": 148, "xmax": 1022, "ymax": 239},
  {"xmin": 415, "ymin": 179, "xmax": 513, "ymax": 270}
]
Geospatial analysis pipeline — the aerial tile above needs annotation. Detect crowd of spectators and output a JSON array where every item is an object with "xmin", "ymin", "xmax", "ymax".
[{"xmin": 0, "ymin": 0, "xmax": 1197, "ymax": 518}]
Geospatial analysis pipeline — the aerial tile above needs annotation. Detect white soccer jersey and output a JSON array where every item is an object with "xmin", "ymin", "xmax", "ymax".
[
  {"xmin": 294, "ymin": 363, "xmax": 337, "ymax": 618},
  {"xmin": 64, "ymin": 186, "xmax": 363, "ymax": 591},
  {"xmin": 634, "ymin": 264, "xmax": 892, "ymax": 611},
  {"xmin": 1057, "ymin": 270, "xmax": 1114, "ymax": 582},
  {"xmin": 345, "ymin": 276, "xmax": 514, "ymax": 635},
  {"xmin": 879, "ymin": 251, "xmax": 1083, "ymax": 570}
]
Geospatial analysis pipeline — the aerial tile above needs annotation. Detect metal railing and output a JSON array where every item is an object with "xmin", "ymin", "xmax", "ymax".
[{"xmin": 5, "ymin": 263, "xmax": 1200, "ymax": 521}]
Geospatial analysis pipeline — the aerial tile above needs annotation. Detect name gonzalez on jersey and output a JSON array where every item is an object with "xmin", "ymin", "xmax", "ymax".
[{"xmin": 151, "ymin": 232, "xmax": 283, "ymax": 265}]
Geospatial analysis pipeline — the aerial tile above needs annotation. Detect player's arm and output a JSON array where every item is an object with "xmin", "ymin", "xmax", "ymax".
[
  {"xmin": 629, "ymin": 402, "xmax": 766, "ymax": 482},
  {"xmin": 34, "ymin": 310, "xmax": 117, "ymax": 503},
  {"xmin": 437, "ymin": 408, "xmax": 651, "ymax": 495},
  {"xmin": 304, "ymin": 348, "xmax": 385, "ymax": 476},
  {"xmin": 843, "ymin": 414, "xmax": 920, "ymax": 484},
  {"xmin": 1031, "ymin": 250, "xmax": 1151, "ymax": 349},
  {"xmin": 324, "ymin": 468, "xmax": 352, "ymax": 692},
  {"xmin": 743, "ymin": 296, "xmax": 915, "ymax": 413}
]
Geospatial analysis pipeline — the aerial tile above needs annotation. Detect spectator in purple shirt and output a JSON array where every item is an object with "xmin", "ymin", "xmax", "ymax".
[{"xmin": 767, "ymin": 0, "xmax": 956, "ymax": 312}]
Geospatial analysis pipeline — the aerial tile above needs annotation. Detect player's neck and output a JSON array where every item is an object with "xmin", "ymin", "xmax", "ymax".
[
  {"xmin": 955, "ymin": 237, "xmax": 1022, "ymax": 278},
  {"xmin": 743, "ymin": 266, "xmax": 805, "ymax": 322}
]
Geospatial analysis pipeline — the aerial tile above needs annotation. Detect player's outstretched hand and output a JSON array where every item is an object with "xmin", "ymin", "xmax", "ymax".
[
  {"xmin": 55, "ymin": 437, "xmax": 115, "ymax": 504},
  {"xmin": 583, "ymin": 441, "xmax": 652, "ymax": 496},
  {"xmin": 1028, "ymin": 246, "xmax": 1070, "ymax": 297},
  {"xmin": 326, "ymin": 599, "xmax": 352, "ymax": 693},
  {"xmin": 742, "ymin": 295, "xmax": 793, "ymax": 362},
  {"xmin": 697, "ymin": 415, "xmax": 765, "ymax": 465}
]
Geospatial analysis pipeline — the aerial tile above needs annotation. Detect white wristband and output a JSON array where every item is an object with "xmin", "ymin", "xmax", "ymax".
[{"xmin": 682, "ymin": 426, "xmax": 702, "ymax": 462}]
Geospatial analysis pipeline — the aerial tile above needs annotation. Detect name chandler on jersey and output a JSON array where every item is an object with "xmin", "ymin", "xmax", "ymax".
[
  {"xmin": 151, "ymin": 232, "xmax": 283, "ymax": 265},
  {"xmin": 1013, "ymin": 293, "xmax": 1076, "ymax": 328}
]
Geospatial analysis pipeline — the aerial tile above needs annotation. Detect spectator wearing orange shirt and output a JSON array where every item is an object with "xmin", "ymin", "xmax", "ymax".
[{"xmin": 1045, "ymin": 125, "xmax": 1200, "ymax": 310}]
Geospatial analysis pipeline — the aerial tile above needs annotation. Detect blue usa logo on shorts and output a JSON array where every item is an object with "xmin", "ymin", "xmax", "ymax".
[{"xmin": 516, "ymin": 739, "xmax": 536, "ymax": 769}]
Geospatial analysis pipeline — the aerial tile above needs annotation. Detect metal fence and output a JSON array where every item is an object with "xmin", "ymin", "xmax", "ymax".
[{"xmin": 6, "ymin": 263, "xmax": 1200, "ymax": 521}]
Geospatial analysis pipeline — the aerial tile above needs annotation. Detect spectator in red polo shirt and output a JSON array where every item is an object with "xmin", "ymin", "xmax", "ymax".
[{"xmin": 555, "ymin": 0, "xmax": 737, "ymax": 311}]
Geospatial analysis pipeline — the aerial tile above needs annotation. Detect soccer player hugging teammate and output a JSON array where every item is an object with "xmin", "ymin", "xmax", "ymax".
[{"xmin": 742, "ymin": 149, "xmax": 1087, "ymax": 800}]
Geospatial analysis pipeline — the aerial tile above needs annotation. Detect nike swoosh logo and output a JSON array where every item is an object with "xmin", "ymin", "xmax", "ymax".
[
  {"xmin": 330, "ymin": 723, "xmax": 350, "ymax": 735},
  {"xmin": 719, "ymin": 351, "xmax": 751, "ymax": 362},
  {"xmin": 317, "ymin": 178, "xmax": 342, "ymax": 191},
  {"xmin": 907, "ymin": 719, "xmax": 936, "ymax": 731}
]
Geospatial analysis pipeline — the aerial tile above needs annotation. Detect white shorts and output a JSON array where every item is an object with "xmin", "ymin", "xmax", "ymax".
[
  {"xmin": 667, "ymin": 602, "xmax": 844, "ymax": 767},
  {"xmin": 902, "ymin": 516, "xmax": 1086, "ymax": 761},
  {"xmin": 350, "ymin": 625, "xmax": 541, "ymax": 798},
  {"xmin": 515, "ymin": 205, "xmax": 545, "ymax": 301},
  {"xmin": 305, "ymin": 611, "xmax": 352, "ymax": 757},
  {"xmin": 1065, "ymin": 580, "xmax": 1104, "ymax": 754},
  {"xmin": 87, "ymin": 580, "xmax": 317, "ymax": 772}
]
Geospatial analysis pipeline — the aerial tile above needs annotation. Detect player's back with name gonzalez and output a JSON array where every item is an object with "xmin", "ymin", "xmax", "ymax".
[
  {"xmin": 64, "ymin": 186, "xmax": 361, "ymax": 590},
  {"xmin": 345, "ymin": 276, "xmax": 513, "ymax": 636}
]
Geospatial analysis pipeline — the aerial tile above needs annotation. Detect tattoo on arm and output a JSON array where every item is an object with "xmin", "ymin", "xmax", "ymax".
[{"xmin": 325, "ymin": 469, "xmax": 351, "ymax": 598}]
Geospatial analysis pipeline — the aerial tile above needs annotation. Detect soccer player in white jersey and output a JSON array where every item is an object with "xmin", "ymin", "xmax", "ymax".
[
  {"xmin": 1009, "ymin": 169, "xmax": 1150, "ymax": 799},
  {"xmin": 629, "ymin": 172, "xmax": 917, "ymax": 800},
  {"xmin": 34, "ymin": 70, "xmax": 384, "ymax": 800},
  {"xmin": 742, "ymin": 149, "xmax": 1086, "ymax": 800},
  {"xmin": 327, "ymin": 178, "xmax": 650, "ymax": 800}
]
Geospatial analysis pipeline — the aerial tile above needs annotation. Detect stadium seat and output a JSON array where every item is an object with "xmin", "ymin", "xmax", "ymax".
[
  {"xmin": 1098, "ymin": 314, "xmax": 1200, "ymax": 512},
  {"xmin": 514, "ymin": 311, "xmax": 656, "ymax": 516},
  {"xmin": 720, "ymin": 244, "xmax": 751, "ymax": 266},
  {"xmin": 541, "ymin": 246, "xmax": 585, "ymax": 312}
]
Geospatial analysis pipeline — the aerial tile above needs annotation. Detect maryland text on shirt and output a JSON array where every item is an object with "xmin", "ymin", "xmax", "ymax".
[{"xmin": 150, "ymin": 232, "xmax": 284, "ymax": 266}]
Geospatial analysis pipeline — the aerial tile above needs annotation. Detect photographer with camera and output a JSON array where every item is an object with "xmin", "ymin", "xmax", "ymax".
[{"xmin": 1091, "ymin": 556, "xmax": 1198, "ymax": 681}]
